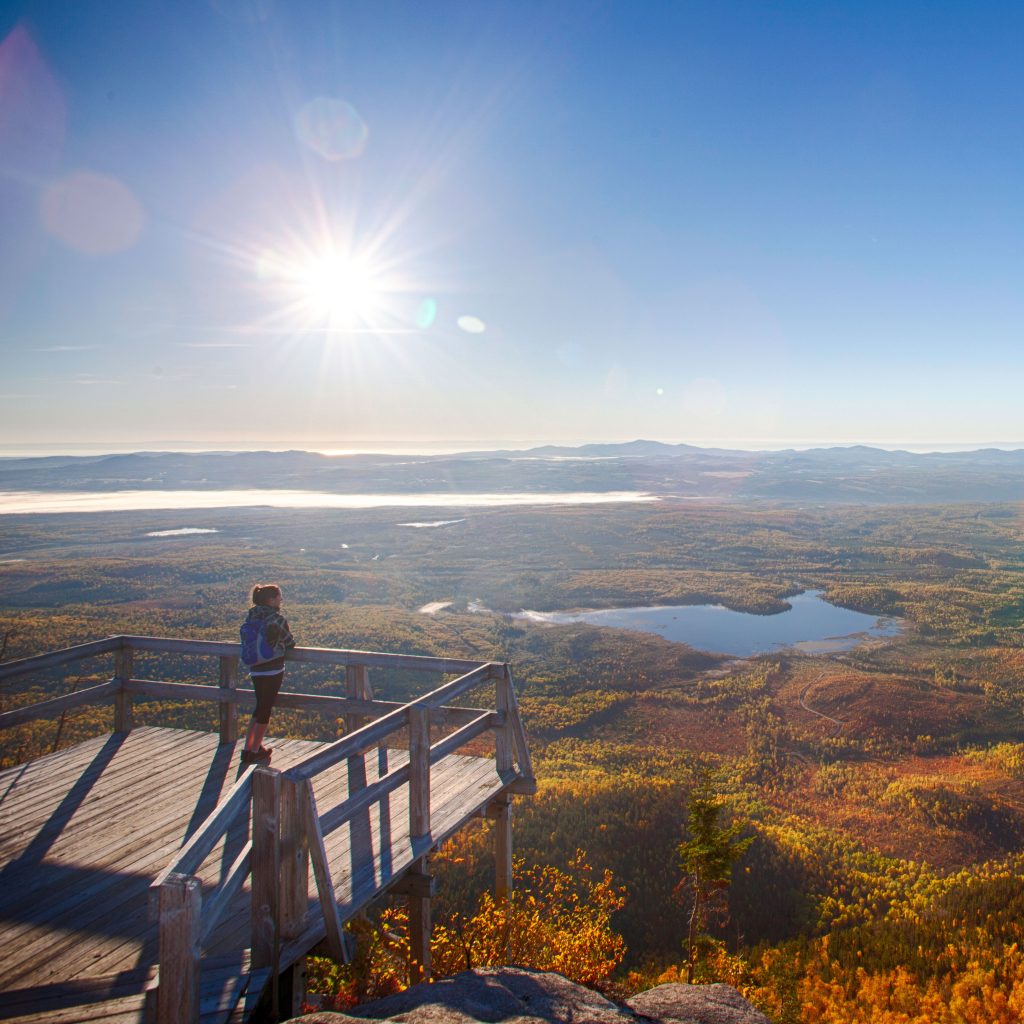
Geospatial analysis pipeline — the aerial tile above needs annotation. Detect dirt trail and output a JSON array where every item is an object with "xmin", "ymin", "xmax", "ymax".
[{"xmin": 799, "ymin": 673, "xmax": 845, "ymax": 736}]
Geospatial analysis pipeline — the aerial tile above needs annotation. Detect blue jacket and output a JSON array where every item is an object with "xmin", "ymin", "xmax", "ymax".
[{"xmin": 240, "ymin": 605, "xmax": 295, "ymax": 671}]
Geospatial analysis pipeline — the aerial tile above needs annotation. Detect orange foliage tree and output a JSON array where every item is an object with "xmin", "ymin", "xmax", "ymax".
[
  {"xmin": 306, "ymin": 851, "xmax": 627, "ymax": 1011},
  {"xmin": 431, "ymin": 851, "xmax": 628, "ymax": 986}
]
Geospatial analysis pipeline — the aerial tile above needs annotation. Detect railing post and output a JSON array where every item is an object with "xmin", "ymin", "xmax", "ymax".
[
  {"xmin": 504, "ymin": 667, "xmax": 536, "ymax": 788},
  {"xmin": 408, "ymin": 706, "xmax": 430, "ymax": 837},
  {"xmin": 279, "ymin": 775, "xmax": 309, "ymax": 940},
  {"xmin": 114, "ymin": 643, "xmax": 134, "ymax": 733},
  {"xmin": 345, "ymin": 663, "xmax": 372, "ymax": 734},
  {"xmin": 495, "ymin": 668, "xmax": 514, "ymax": 774},
  {"xmin": 157, "ymin": 873, "xmax": 201, "ymax": 1024},
  {"xmin": 494, "ymin": 667, "xmax": 515, "ymax": 906},
  {"xmin": 346, "ymin": 663, "xmax": 373, "ymax": 863},
  {"xmin": 407, "ymin": 855, "xmax": 432, "ymax": 984},
  {"xmin": 218, "ymin": 654, "xmax": 240, "ymax": 744},
  {"xmin": 251, "ymin": 767, "xmax": 281, "ymax": 979}
]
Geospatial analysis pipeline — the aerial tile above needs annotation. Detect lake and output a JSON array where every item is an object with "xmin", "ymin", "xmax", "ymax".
[
  {"xmin": 0, "ymin": 489, "xmax": 658, "ymax": 515},
  {"xmin": 513, "ymin": 590, "xmax": 900, "ymax": 657}
]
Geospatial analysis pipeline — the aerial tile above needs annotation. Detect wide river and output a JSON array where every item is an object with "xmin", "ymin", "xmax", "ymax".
[
  {"xmin": 0, "ymin": 489, "xmax": 657, "ymax": 514},
  {"xmin": 512, "ymin": 590, "xmax": 900, "ymax": 657}
]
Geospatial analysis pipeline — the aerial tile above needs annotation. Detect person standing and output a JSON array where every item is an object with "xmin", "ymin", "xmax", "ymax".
[{"xmin": 239, "ymin": 583, "xmax": 295, "ymax": 765}]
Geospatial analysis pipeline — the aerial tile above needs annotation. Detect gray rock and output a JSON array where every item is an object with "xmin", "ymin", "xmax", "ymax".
[
  {"xmin": 293, "ymin": 1016, "xmax": 367, "ymax": 1024},
  {"xmin": 288, "ymin": 969, "xmax": 768, "ymax": 1024},
  {"xmin": 626, "ymin": 983, "xmax": 771, "ymax": 1024},
  {"xmin": 345, "ymin": 968, "xmax": 633, "ymax": 1024}
]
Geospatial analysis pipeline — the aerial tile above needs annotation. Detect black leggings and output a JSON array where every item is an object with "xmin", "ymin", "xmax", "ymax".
[{"xmin": 252, "ymin": 671, "xmax": 284, "ymax": 725}]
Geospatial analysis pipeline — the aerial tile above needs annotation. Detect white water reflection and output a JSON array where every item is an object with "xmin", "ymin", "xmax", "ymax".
[
  {"xmin": 397, "ymin": 518, "xmax": 466, "ymax": 528},
  {"xmin": 418, "ymin": 601, "xmax": 453, "ymax": 615},
  {"xmin": 145, "ymin": 527, "xmax": 220, "ymax": 537},
  {"xmin": 0, "ymin": 489, "xmax": 658, "ymax": 515}
]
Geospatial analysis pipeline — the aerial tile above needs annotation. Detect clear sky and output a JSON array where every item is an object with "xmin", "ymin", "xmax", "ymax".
[{"xmin": 2, "ymin": 1, "xmax": 1023, "ymax": 453}]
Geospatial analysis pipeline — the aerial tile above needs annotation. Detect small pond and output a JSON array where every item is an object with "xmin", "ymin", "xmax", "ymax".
[{"xmin": 514, "ymin": 590, "xmax": 900, "ymax": 657}]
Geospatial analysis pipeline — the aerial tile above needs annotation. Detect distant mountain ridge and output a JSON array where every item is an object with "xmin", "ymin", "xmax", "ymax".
[{"xmin": 1, "ymin": 441, "xmax": 1024, "ymax": 504}]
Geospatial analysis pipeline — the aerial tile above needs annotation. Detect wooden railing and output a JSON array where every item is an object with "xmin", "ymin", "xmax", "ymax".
[{"xmin": 0, "ymin": 635, "xmax": 534, "ymax": 1023}]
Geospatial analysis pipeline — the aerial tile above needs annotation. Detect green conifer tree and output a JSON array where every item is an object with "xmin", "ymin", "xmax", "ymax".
[{"xmin": 679, "ymin": 788, "xmax": 752, "ymax": 982}]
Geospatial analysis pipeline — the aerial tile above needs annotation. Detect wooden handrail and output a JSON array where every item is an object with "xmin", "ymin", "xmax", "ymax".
[
  {"xmin": 291, "ymin": 646, "xmax": 486, "ymax": 674},
  {"xmin": 117, "ymin": 635, "xmax": 487, "ymax": 674},
  {"xmin": 0, "ymin": 637, "xmax": 121, "ymax": 681},
  {"xmin": 311, "ymin": 711, "xmax": 498, "ymax": 839},
  {"xmin": 284, "ymin": 663, "xmax": 499, "ymax": 782},
  {"xmin": 318, "ymin": 763, "xmax": 413, "ymax": 837},
  {"xmin": 150, "ymin": 767, "xmax": 255, "ymax": 897},
  {"xmin": 123, "ymin": 677, "xmax": 491, "ymax": 725},
  {"xmin": 286, "ymin": 705, "xmax": 410, "ymax": 782},
  {"xmin": 0, "ymin": 680, "xmax": 121, "ymax": 730},
  {"xmin": 428, "ymin": 710, "xmax": 499, "ymax": 763},
  {"xmin": 419, "ymin": 663, "xmax": 501, "ymax": 709}
]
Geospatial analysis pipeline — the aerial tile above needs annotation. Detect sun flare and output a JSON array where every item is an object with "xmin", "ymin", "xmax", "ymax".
[
  {"xmin": 294, "ymin": 252, "xmax": 381, "ymax": 322},
  {"xmin": 285, "ymin": 250, "xmax": 385, "ymax": 328},
  {"xmin": 256, "ymin": 235, "xmax": 410, "ymax": 338}
]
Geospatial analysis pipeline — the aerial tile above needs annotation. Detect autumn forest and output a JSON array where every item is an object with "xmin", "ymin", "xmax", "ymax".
[{"xmin": 4, "ymin": 493, "xmax": 1024, "ymax": 1022}]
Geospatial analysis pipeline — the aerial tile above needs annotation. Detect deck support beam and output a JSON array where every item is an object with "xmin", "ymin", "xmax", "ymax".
[
  {"xmin": 114, "ymin": 645, "xmax": 134, "ymax": 733},
  {"xmin": 157, "ymin": 873, "xmax": 201, "ymax": 1024},
  {"xmin": 280, "ymin": 960, "xmax": 308, "ymax": 1020},
  {"xmin": 491, "ymin": 795, "xmax": 514, "ymax": 901},
  {"xmin": 407, "ymin": 856, "xmax": 432, "ymax": 984}
]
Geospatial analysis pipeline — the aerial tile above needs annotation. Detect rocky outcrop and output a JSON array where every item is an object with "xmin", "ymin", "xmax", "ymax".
[
  {"xmin": 290, "ymin": 967, "xmax": 771, "ymax": 1024},
  {"xmin": 626, "ymin": 982, "xmax": 770, "ymax": 1024}
]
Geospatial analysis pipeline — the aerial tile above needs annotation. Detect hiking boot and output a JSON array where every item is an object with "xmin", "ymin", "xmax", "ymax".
[{"xmin": 241, "ymin": 746, "xmax": 272, "ymax": 765}]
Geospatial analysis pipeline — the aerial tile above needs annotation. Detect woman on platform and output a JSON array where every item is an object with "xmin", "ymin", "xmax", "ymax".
[{"xmin": 239, "ymin": 583, "xmax": 295, "ymax": 765}]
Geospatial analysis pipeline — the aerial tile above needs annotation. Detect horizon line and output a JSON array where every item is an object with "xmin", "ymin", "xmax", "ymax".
[{"xmin": 2, "ymin": 437, "xmax": 1024, "ymax": 459}]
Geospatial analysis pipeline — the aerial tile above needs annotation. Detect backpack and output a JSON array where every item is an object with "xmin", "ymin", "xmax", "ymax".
[{"xmin": 240, "ymin": 615, "xmax": 277, "ymax": 667}]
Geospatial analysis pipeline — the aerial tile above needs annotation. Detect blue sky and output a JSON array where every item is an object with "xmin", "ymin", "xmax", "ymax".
[{"xmin": 2, "ymin": 0, "xmax": 1023, "ymax": 452}]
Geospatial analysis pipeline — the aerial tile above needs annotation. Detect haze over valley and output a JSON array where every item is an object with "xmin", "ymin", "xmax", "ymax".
[{"xmin": 4, "ymin": 440, "xmax": 1024, "ymax": 505}]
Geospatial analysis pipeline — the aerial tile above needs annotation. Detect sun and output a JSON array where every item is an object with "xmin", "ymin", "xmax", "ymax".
[
  {"xmin": 253, "ymin": 224, "xmax": 422, "ymax": 341},
  {"xmin": 286, "ymin": 250, "xmax": 385, "ymax": 329}
]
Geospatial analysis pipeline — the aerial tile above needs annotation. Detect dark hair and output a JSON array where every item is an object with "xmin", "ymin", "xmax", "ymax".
[{"xmin": 251, "ymin": 583, "xmax": 282, "ymax": 607}]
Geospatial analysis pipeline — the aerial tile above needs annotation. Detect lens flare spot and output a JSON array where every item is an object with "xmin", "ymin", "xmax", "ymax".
[
  {"xmin": 656, "ymin": 387, "xmax": 665, "ymax": 396},
  {"xmin": 295, "ymin": 97, "xmax": 368, "ymax": 161},
  {"xmin": 40, "ymin": 171, "xmax": 144, "ymax": 255},
  {"xmin": 415, "ymin": 297, "xmax": 438, "ymax": 330},
  {"xmin": 457, "ymin": 315, "xmax": 486, "ymax": 335},
  {"xmin": 255, "ymin": 249, "xmax": 278, "ymax": 280}
]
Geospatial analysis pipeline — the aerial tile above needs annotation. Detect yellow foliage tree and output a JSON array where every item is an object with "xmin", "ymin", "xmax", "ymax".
[
  {"xmin": 431, "ymin": 851, "xmax": 627, "ymax": 986},
  {"xmin": 307, "ymin": 851, "xmax": 627, "ymax": 1011}
]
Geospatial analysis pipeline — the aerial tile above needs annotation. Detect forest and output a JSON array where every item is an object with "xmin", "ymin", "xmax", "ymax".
[{"xmin": 3, "ymin": 496, "xmax": 1024, "ymax": 1022}]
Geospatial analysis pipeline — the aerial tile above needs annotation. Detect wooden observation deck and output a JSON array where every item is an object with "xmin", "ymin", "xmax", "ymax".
[{"xmin": 0, "ymin": 637, "xmax": 535, "ymax": 1024}]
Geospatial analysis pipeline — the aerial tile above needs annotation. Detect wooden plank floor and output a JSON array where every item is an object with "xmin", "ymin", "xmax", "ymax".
[{"xmin": 0, "ymin": 727, "xmax": 513, "ymax": 1023}]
